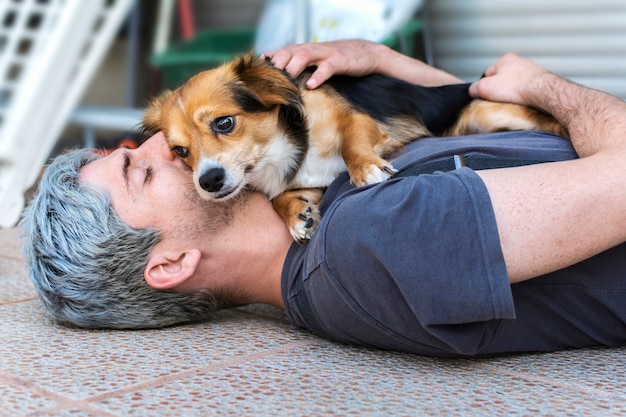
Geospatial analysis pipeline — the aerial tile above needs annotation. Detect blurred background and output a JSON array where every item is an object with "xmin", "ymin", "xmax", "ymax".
[{"xmin": 1, "ymin": 0, "xmax": 625, "ymax": 228}]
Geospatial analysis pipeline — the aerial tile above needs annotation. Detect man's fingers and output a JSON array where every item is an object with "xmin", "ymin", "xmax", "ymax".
[
  {"xmin": 264, "ymin": 41, "xmax": 366, "ymax": 89},
  {"xmin": 284, "ymin": 52, "xmax": 313, "ymax": 79},
  {"xmin": 468, "ymin": 80, "xmax": 481, "ymax": 98},
  {"xmin": 264, "ymin": 49, "xmax": 291, "ymax": 70},
  {"xmin": 304, "ymin": 60, "xmax": 336, "ymax": 89},
  {"xmin": 266, "ymin": 47, "xmax": 318, "ymax": 80},
  {"xmin": 265, "ymin": 47, "xmax": 336, "ymax": 89}
]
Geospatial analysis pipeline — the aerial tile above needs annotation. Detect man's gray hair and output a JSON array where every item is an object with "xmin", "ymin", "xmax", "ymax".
[{"xmin": 20, "ymin": 148, "xmax": 230, "ymax": 329}]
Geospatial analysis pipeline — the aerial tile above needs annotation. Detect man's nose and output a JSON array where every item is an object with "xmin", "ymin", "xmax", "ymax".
[{"xmin": 143, "ymin": 132, "xmax": 175, "ymax": 161}]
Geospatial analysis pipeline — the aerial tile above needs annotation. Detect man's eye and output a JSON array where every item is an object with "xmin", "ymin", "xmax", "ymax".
[
  {"xmin": 172, "ymin": 146, "xmax": 189, "ymax": 158},
  {"xmin": 211, "ymin": 116, "xmax": 235, "ymax": 134},
  {"xmin": 145, "ymin": 166, "xmax": 153, "ymax": 183}
]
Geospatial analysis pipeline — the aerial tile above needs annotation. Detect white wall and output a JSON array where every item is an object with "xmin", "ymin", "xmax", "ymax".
[{"xmin": 425, "ymin": 0, "xmax": 626, "ymax": 100}]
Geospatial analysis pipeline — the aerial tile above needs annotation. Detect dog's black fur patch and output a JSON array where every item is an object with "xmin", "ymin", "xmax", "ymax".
[
  {"xmin": 323, "ymin": 74, "xmax": 473, "ymax": 136},
  {"xmin": 276, "ymin": 96, "xmax": 310, "ymax": 184},
  {"xmin": 231, "ymin": 85, "xmax": 270, "ymax": 113}
]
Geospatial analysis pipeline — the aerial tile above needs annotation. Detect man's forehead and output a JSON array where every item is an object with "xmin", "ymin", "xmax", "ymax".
[{"xmin": 78, "ymin": 153, "xmax": 115, "ymax": 199}]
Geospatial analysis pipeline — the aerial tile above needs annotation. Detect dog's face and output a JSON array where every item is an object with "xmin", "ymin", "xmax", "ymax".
[{"xmin": 142, "ymin": 54, "xmax": 307, "ymax": 201}]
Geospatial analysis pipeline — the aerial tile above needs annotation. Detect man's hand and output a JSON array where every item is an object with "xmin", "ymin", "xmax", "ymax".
[
  {"xmin": 469, "ymin": 53, "xmax": 552, "ymax": 111},
  {"xmin": 263, "ymin": 40, "xmax": 386, "ymax": 89}
]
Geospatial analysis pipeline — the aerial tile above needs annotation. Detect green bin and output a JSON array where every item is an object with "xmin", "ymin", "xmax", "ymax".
[
  {"xmin": 152, "ymin": 20, "xmax": 421, "ymax": 88},
  {"xmin": 151, "ymin": 27, "xmax": 255, "ymax": 88}
]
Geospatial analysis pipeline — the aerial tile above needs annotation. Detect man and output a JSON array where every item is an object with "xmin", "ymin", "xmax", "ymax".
[{"xmin": 21, "ymin": 40, "xmax": 626, "ymax": 357}]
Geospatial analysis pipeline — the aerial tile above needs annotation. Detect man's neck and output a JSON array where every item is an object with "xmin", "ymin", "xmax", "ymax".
[{"xmin": 197, "ymin": 193, "xmax": 293, "ymax": 308}]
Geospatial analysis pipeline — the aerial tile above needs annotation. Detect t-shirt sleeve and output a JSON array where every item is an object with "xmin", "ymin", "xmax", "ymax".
[{"xmin": 288, "ymin": 168, "xmax": 515, "ymax": 356}]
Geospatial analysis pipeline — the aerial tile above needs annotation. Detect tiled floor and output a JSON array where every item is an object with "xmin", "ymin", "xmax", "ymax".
[{"xmin": 2, "ymin": 225, "xmax": 626, "ymax": 416}]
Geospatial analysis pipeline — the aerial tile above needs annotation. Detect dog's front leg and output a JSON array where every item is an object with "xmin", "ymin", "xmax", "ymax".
[
  {"xmin": 272, "ymin": 188, "xmax": 324, "ymax": 243},
  {"xmin": 341, "ymin": 113, "xmax": 397, "ymax": 186}
]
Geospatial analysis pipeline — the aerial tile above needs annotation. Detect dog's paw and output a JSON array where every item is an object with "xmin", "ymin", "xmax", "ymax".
[
  {"xmin": 272, "ymin": 188, "xmax": 324, "ymax": 243},
  {"xmin": 364, "ymin": 163, "xmax": 398, "ymax": 185},
  {"xmin": 350, "ymin": 160, "xmax": 398, "ymax": 186},
  {"xmin": 288, "ymin": 198, "xmax": 321, "ymax": 243}
]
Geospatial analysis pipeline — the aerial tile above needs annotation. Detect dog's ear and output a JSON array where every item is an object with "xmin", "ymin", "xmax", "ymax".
[
  {"xmin": 140, "ymin": 90, "xmax": 173, "ymax": 139},
  {"xmin": 232, "ymin": 52, "xmax": 301, "ymax": 108},
  {"xmin": 231, "ymin": 52, "xmax": 308, "ymax": 150}
]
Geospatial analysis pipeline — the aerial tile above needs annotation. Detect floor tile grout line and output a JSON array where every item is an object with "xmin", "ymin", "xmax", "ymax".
[
  {"xmin": 475, "ymin": 362, "xmax": 626, "ymax": 400},
  {"xmin": 84, "ymin": 339, "xmax": 322, "ymax": 402},
  {"xmin": 0, "ymin": 371, "xmax": 72, "ymax": 403},
  {"xmin": 1, "ymin": 297, "xmax": 39, "ymax": 306},
  {"xmin": 0, "ymin": 371, "xmax": 117, "ymax": 417},
  {"xmin": 84, "ymin": 339, "xmax": 320, "ymax": 402},
  {"xmin": 0, "ymin": 254, "xmax": 25, "ymax": 262},
  {"xmin": 2, "ymin": 339, "xmax": 320, "ymax": 416}
]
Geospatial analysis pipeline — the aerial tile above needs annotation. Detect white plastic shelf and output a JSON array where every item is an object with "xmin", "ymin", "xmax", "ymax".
[{"xmin": 0, "ymin": 0, "xmax": 134, "ymax": 228}]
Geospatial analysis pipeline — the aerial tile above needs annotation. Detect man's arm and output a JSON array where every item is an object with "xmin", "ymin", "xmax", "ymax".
[
  {"xmin": 471, "ymin": 54, "xmax": 626, "ymax": 283},
  {"xmin": 268, "ymin": 43, "xmax": 626, "ymax": 283},
  {"xmin": 264, "ymin": 40, "xmax": 463, "ymax": 89}
]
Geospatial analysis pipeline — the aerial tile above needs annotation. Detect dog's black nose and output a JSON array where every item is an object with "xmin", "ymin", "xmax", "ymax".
[{"xmin": 199, "ymin": 167, "xmax": 226, "ymax": 192}]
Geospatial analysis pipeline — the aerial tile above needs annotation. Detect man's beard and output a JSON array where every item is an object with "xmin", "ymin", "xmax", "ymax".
[{"xmin": 178, "ymin": 184, "xmax": 251, "ymax": 238}]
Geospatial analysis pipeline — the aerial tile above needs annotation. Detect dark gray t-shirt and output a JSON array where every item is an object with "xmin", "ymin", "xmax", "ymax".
[{"xmin": 281, "ymin": 131, "xmax": 626, "ymax": 357}]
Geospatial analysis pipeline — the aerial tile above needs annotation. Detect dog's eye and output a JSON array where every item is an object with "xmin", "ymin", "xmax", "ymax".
[
  {"xmin": 212, "ymin": 116, "xmax": 235, "ymax": 134},
  {"xmin": 172, "ymin": 146, "xmax": 189, "ymax": 158}
]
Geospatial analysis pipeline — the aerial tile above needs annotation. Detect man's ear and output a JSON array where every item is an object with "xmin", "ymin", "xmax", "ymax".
[{"xmin": 144, "ymin": 248, "xmax": 201, "ymax": 289}]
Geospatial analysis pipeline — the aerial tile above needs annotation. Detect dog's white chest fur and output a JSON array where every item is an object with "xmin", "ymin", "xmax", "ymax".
[
  {"xmin": 290, "ymin": 146, "xmax": 346, "ymax": 189},
  {"xmin": 288, "ymin": 102, "xmax": 348, "ymax": 191},
  {"xmin": 250, "ymin": 132, "xmax": 346, "ymax": 198}
]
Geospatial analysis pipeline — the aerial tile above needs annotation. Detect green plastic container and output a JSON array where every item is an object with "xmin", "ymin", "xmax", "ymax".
[
  {"xmin": 151, "ymin": 27, "xmax": 256, "ymax": 88},
  {"xmin": 152, "ymin": 20, "xmax": 422, "ymax": 88}
]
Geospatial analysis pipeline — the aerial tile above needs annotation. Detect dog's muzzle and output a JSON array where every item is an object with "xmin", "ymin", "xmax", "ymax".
[
  {"xmin": 199, "ymin": 167, "xmax": 226, "ymax": 193},
  {"xmin": 196, "ymin": 159, "xmax": 244, "ymax": 200}
]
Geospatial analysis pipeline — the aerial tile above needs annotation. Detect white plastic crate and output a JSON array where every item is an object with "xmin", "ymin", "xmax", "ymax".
[{"xmin": 0, "ymin": 0, "xmax": 134, "ymax": 228}]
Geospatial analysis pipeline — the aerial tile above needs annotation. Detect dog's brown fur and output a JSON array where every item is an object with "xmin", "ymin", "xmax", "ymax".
[{"xmin": 142, "ymin": 53, "xmax": 566, "ymax": 241}]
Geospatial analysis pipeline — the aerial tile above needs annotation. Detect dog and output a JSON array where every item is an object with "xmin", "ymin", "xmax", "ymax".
[{"xmin": 142, "ymin": 52, "xmax": 566, "ymax": 242}]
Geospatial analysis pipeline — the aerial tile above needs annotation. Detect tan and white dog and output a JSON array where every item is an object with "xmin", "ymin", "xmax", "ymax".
[{"xmin": 142, "ymin": 53, "xmax": 566, "ymax": 241}]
